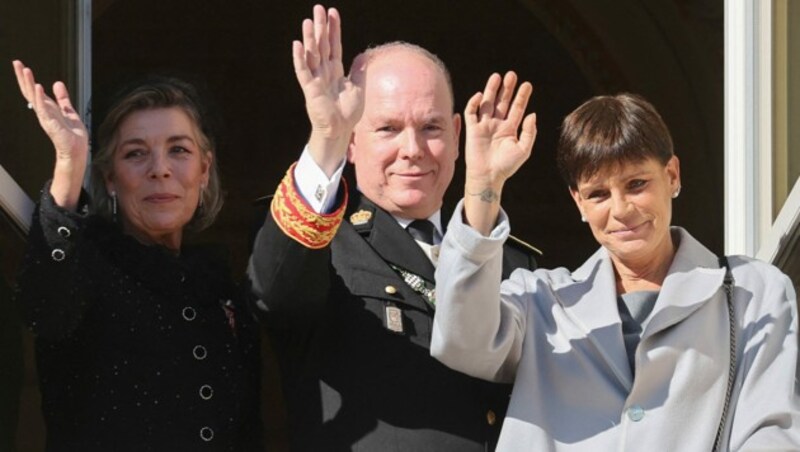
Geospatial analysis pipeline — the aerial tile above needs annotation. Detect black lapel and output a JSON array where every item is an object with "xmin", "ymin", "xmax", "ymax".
[{"xmin": 346, "ymin": 193, "xmax": 436, "ymax": 283}]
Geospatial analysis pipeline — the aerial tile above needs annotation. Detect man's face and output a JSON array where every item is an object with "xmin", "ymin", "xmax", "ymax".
[{"xmin": 348, "ymin": 50, "xmax": 460, "ymax": 220}]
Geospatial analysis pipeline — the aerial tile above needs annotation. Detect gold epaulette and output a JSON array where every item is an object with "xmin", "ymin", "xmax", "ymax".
[{"xmin": 270, "ymin": 162, "xmax": 348, "ymax": 249}]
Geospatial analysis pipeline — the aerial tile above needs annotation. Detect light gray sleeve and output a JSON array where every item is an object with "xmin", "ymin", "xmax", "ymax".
[
  {"xmin": 729, "ymin": 261, "xmax": 800, "ymax": 450},
  {"xmin": 430, "ymin": 200, "xmax": 529, "ymax": 383}
]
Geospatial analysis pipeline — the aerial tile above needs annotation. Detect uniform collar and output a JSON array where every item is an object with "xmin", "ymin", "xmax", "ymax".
[
  {"xmin": 394, "ymin": 211, "xmax": 443, "ymax": 245},
  {"xmin": 346, "ymin": 192, "xmax": 436, "ymax": 282}
]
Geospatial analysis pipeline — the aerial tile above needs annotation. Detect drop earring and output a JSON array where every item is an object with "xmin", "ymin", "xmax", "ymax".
[{"xmin": 111, "ymin": 191, "xmax": 117, "ymax": 220}]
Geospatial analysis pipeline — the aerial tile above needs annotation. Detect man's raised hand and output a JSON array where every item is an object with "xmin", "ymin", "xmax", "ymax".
[{"xmin": 293, "ymin": 5, "xmax": 364, "ymax": 176}]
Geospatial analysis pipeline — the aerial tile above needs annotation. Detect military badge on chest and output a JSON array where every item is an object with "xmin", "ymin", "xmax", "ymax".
[
  {"xmin": 349, "ymin": 209, "xmax": 372, "ymax": 226},
  {"xmin": 391, "ymin": 264, "xmax": 436, "ymax": 307},
  {"xmin": 380, "ymin": 284, "xmax": 404, "ymax": 334},
  {"xmin": 381, "ymin": 267, "xmax": 437, "ymax": 334},
  {"xmin": 385, "ymin": 302, "xmax": 404, "ymax": 333}
]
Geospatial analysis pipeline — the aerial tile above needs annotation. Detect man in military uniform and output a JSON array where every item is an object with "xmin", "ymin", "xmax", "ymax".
[{"xmin": 248, "ymin": 5, "xmax": 539, "ymax": 450}]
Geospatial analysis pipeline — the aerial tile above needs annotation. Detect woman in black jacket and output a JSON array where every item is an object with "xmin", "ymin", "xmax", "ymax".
[{"xmin": 12, "ymin": 60, "xmax": 261, "ymax": 451}]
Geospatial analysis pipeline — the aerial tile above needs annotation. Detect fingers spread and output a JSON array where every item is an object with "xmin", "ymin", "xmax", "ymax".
[
  {"xmin": 494, "ymin": 71, "xmax": 518, "ymax": 118},
  {"xmin": 327, "ymin": 8, "xmax": 345, "ymax": 79},
  {"xmin": 293, "ymin": 40, "xmax": 313, "ymax": 85},
  {"xmin": 302, "ymin": 18, "xmax": 319, "ymax": 72},
  {"xmin": 506, "ymin": 81, "xmax": 533, "ymax": 128},
  {"xmin": 13, "ymin": 60, "xmax": 32, "ymax": 102},
  {"xmin": 328, "ymin": 8, "xmax": 341, "ymax": 62},
  {"xmin": 21, "ymin": 65, "xmax": 38, "ymax": 104},
  {"xmin": 479, "ymin": 73, "xmax": 501, "ymax": 119},
  {"xmin": 53, "ymin": 82, "xmax": 75, "ymax": 114},
  {"xmin": 34, "ymin": 82, "xmax": 60, "ymax": 115},
  {"xmin": 464, "ymin": 92, "xmax": 483, "ymax": 126},
  {"xmin": 314, "ymin": 5, "xmax": 331, "ymax": 63},
  {"xmin": 33, "ymin": 83, "xmax": 49, "ymax": 121},
  {"xmin": 518, "ymin": 112, "xmax": 538, "ymax": 154}
]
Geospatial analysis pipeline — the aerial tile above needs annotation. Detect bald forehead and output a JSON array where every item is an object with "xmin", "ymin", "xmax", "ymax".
[{"xmin": 352, "ymin": 46, "xmax": 455, "ymax": 110}]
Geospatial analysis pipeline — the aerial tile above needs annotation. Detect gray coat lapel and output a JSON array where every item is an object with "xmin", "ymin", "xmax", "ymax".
[
  {"xmin": 554, "ymin": 247, "xmax": 633, "ymax": 390},
  {"xmin": 549, "ymin": 227, "xmax": 728, "ymax": 392},
  {"xmin": 644, "ymin": 228, "xmax": 726, "ymax": 337}
]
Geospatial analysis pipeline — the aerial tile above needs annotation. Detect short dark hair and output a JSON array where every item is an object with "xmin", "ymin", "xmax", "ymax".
[
  {"xmin": 91, "ymin": 77, "xmax": 223, "ymax": 231},
  {"xmin": 556, "ymin": 93, "xmax": 674, "ymax": 189}
]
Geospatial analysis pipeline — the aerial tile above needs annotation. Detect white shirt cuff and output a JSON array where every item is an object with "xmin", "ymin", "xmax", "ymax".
[{"xmin": 294, "ymin": 145, "xmax": 346, "ymax": 213}]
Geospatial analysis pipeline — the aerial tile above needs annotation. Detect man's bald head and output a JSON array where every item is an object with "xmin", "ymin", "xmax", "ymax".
[
  {"xmin": 346, "ymin": 41, "xmax": 461, "ymax": 220},
  {"xmin": 349, "ymin": 41, "xmax": 455, "ymax": 112}
]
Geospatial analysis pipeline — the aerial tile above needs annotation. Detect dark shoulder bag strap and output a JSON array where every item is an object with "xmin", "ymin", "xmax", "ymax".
[{"xmin": 713, "ymin": 256, "xmax": 737, "ymax": 452}]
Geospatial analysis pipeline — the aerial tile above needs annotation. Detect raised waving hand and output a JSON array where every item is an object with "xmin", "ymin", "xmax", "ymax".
[
  {"xmin": 463, "ymin": 71, "xmax": 537, "ymax": 235},
  {"xmin": 293, "ymin": 5, "xmax": 364, "ymax": 176},
  {"xmin": 13, "ymin": 60, "xmax": 88, "ymax": 211}
]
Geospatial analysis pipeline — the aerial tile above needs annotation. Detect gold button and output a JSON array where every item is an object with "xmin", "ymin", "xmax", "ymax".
[
  {"xmin": 486, "ymin": 409, "xmax": 496, "ymax": 426},
  {"xmin": 384, "ymin": 285, "xmax": 397, "ymax": 295}
]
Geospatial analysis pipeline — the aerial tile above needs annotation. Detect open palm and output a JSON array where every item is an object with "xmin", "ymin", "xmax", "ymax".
[
  {"xmin": 293, "ymin": 5, "xmax": 363, "ymax": 139},
  {"xmin": 14, "ymin": 60, "xmax": 89, "ymax": 210},
  {"xmin": 13, "ymin": 60, "xmax": 89, "ymax": 164},
  {"xmin": 465, "ymin": 72, "xmax": 536, "ymax": 186}
]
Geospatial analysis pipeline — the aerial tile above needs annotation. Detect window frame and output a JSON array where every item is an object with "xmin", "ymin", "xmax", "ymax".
[{"xmin": 725, "ymin": 0, "xmax": 800, "ymax": 260}]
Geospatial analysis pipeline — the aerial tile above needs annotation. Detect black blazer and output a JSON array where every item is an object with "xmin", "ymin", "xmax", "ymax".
[
  {"xmin": 249, "ymin": 190, "xmax": 537, "ymax": 451},
  {"xmin": 15, "ymin": 187, "xmax": 261, "ymax": 452}
]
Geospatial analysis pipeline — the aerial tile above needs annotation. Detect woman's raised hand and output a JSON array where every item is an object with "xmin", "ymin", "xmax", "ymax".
[
  {"xmin": 464, "ymin": 71, "xmax": 536, "ymax": 188},
  {"xmin": 13, "ymin": 60, "xmax": 88, "ymax": 210},
  {"xmin": 462, "ymin": 71, "xmax": 537, "ymax": 235},
  {"xmin": 292, "ymin": 5, "xmax": 364, "ymax": 177}
]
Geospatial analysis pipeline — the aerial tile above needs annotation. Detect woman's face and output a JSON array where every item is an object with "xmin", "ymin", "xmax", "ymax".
[
  {"xmin": 105, "ymin": 107, "xmax": 211, "ymax": 250},
  {"xmin": 570, "ymin": 156, "xmax": 680, "ymax": 265}
]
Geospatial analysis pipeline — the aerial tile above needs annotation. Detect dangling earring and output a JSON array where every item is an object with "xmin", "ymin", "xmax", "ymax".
[{"xmin": 110, "ymin": 191, "xmax": 118, "ymax": 218}]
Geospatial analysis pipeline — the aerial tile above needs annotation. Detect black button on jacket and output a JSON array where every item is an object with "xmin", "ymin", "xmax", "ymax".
[{"xmin": 15, "ymin": 185, "xmax": 262, "ymax": 452}]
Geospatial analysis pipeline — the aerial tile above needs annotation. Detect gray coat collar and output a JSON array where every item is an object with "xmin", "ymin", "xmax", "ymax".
[{"xmin": 553, "ymin": 227, "xmax": 726, "ymax": 389}]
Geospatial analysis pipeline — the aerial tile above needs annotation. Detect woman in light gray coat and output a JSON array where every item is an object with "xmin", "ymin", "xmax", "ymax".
[{"xmin": 431, "ymin": 85, "xmax": 800, "ymax": 451}]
